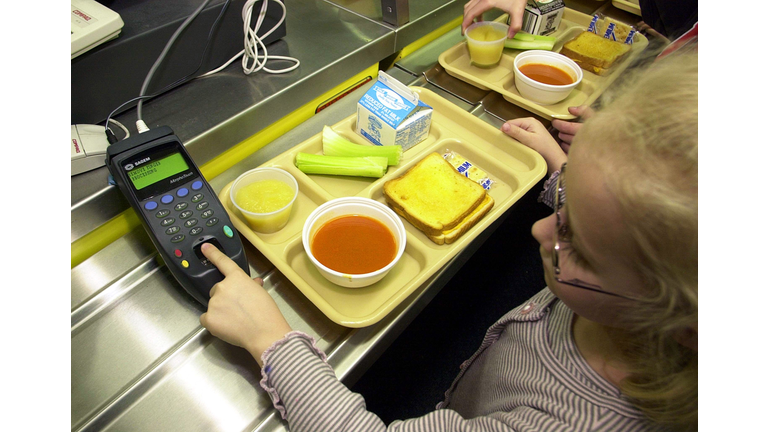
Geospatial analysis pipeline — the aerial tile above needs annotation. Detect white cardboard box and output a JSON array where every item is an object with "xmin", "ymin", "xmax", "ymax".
[
  {"xmin": 521, "ymin": 0, "xmax": 565, "ymax": 36},
  {"xmin": 356, "ymin": 71, "xmax": 433, "ymax": 151}
]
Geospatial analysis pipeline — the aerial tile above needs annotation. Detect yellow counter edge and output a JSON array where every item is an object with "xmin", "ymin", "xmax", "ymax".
[
  {"xmin": 71, "ymin": 16, "xmax": 462, "ymax": 269},
  {"xmin": 381, "ymin": 15, "xmax": 462, "ymax": 70}
]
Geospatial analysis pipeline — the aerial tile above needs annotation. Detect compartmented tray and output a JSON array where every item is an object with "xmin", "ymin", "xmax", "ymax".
[
  {"xmin": 438, "ymin": 8, "xmax": 648, "ymax": 120},
  {"xmin": 612, "ymin": 0, "xmax": 641, "ymax": 16},
  {"xmin": 219, "ymin": 87, "xmax": 546, "ymax": 328}
]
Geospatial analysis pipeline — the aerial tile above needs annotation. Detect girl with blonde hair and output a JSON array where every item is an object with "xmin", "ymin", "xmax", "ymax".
[{"xmin": 198, "ymin": 52, "xmax": 698, "ymax": 432}]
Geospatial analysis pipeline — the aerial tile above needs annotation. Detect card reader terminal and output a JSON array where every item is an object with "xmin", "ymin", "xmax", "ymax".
[{"xmin": 106, "ymin": 126, "xmax": 248, "ymax": 305}]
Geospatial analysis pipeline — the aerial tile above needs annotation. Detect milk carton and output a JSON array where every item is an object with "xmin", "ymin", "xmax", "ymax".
[
  {"xmin": 356, "ymin": 71, "xmax": 432, "ymax": 151},
  {"xmin": 520, "ymin": 0, "xmax": 565, "ymax": 36}
]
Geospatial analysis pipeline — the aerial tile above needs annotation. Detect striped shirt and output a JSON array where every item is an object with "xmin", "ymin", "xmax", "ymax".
[
  {"xmin": 259, "ymin": 288, "xmax": 667, "ymax": 431},
  {"xmin": 538, "ymin": 170, "xmax": 560, "ymax": 209}
]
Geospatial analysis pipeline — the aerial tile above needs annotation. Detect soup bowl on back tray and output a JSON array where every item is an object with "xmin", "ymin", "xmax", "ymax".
[{"xmin": 513, "ymin": 50, "xmax": 583, "ymax": 105}]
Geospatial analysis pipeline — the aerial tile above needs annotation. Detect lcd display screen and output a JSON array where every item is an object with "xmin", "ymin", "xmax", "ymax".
[{"xmin": 127, "ymin": 152, "xmax": 189, "ymax": 190}]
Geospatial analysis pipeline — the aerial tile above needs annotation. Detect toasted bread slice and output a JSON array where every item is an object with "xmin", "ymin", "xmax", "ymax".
[
  {"xmin": 560, "ymin": 31, "xmax": 631, "ymax": 71},
  {"xmin": 570, "ymin": 59, "xmax": 611, "ymax": 76},
  {"xmin": 383, "ymin": 152, "xmax": 487, "ymax": 237},
  {"xmin": 389, "ymin": 188, "xmax": 494, "ymax": 245},
  {"xmin": 428, "ymin": 194, "xmax": 494, "ymax": 245}
]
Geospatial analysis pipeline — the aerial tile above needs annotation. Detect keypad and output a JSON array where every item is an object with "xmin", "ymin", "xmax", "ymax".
[
  {"xmin": 140, "ymin": 179, "xmax": 240, "ymax": 275},
  {"xmin": 143, "ymin": 181, "xmax": 214, "ymax": 241}
]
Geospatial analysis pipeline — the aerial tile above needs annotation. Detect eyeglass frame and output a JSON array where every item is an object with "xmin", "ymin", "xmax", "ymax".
[{"xmin": 552, "ymin": 162, "xmax": 635, "ymax": 300}]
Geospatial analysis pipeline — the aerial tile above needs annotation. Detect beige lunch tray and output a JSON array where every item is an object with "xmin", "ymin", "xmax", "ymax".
[
  {"xmin": 219, "ymin": 87, "xmax": 546, "ymax": 328},
  {"xmin": 612, "ymin": 0, "xmax": 641, "ymax": 16},
  {"xmin": 438, "ymin": 8, "xmax": 648, "ymax": 120}
]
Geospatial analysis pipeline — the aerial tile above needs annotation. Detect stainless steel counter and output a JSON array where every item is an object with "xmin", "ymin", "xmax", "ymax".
[{"xmin": 71, "ymin": 1, "xmax": 626, "ymax": 431}]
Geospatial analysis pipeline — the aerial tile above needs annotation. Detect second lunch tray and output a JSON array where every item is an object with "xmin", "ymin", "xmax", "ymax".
[
  {"xmin": 219, "ymin": 87, "xmax": 546, "ymax": 328},
  {"xmin": 438, "ymin": 8, "xmax": 648, "ymax": 120},
  {"xmin": 612, "ymin": 0, "xmax": 641, "ymax": 16}
]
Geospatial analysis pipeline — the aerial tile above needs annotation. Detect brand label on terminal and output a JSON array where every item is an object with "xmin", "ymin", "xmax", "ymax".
[
  {"xmin": 170, "ymin": 172, "xmax": 194, "ymax": 183},
  {"xmin": 125, "ymin": 156, "xmax": 151, "ymax": 171},
  {"xmin": 72, "ymin": 9, "xmax": 92, "ymax": 21}
]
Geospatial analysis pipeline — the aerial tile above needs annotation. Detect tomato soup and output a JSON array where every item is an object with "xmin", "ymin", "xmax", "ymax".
[
  {"xmin": 518, "ymin": 63, "xmax": 575, "ymax": 86},
  {"xmin": 311, "ymin": 215, "xmax": 396, "ymax": 274}
]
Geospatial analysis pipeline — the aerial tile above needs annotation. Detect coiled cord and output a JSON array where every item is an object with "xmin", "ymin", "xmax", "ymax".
[{"xmin": 201, "ymin": 0, "xmax": 299, "ymax": 76}]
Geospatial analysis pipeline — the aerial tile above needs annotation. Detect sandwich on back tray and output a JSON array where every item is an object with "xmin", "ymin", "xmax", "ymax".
[
  {"xmin": 383, "ymin": 152, "xmax": 494, "ymax": 245},
  {"xmin": 560, "ymin": 30, "xmax": 631, "ymax": 76}
]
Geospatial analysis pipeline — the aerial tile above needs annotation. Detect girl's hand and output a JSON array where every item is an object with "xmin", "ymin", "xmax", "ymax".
[
  {"xmin": 502, "ymin": 117, "xmax": 567, "ymax": 175},
  {"xmin": 462, "ymin": 0, "xmax": 528, "ymax": 38},
  {"xmin": 551, "ymin": 106, "xmax": 594, "ymax": 150},
  {"xmin": 199, "ymin": 243, "xmax": 292, "ymax": 366}
]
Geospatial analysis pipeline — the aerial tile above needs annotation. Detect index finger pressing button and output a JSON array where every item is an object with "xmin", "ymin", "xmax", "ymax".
[{"xmin": 195, "ymin": 240, "xmax": 242, "ymax": 277}]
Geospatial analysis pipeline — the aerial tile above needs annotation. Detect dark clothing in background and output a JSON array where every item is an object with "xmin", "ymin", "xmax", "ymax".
[{"xmin": 639, "ymin": 0, "xmax": 698, "ymax": 40}]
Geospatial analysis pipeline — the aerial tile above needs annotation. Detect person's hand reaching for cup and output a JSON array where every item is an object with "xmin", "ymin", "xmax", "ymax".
[
  {"xmin": 462, "ymin": 0, "xmax": 528, "ymax": 39},
  {"xmin": 199, "ymin": 242, "xmax": 292, "ymax": 367}
]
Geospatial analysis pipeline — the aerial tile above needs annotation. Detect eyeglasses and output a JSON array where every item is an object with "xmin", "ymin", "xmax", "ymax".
[{"xmin": 552, "ymin": 163, "xmax": 634, "ymax": 300}]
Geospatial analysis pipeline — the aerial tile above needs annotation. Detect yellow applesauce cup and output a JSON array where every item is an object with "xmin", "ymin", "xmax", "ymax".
[
  {"xmin": 230, "ymin": 167, "xmax": 298, "ymax": 233},
  {"xmin": 465, "ymin": 21, "xmax": 509, "ymax": 67}
]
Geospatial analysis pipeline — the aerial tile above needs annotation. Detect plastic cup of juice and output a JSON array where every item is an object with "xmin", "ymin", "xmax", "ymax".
[
  {"xmin": 465, "ymin": 21, "xmax": 509, "ymax": 67},
  {"xmin": 230, "ymin": 167, "xmax": 299, "ymax": 233}
]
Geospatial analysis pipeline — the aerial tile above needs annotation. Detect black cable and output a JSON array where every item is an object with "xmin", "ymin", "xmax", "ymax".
[
  {"xmin": 105, "ymin": 128, "xmax": 119, "ymax": 144},
  {"xmin": 172, "ymin": 0, "xmax": 232, "ymax": 88},
  {"xmin": 104, "ymin": 0, "xmax": 232, "ymax": 135}
]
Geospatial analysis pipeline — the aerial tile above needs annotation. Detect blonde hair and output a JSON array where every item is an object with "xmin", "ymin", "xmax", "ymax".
[{"xmin": 578, "ymin": 53, "xmax": 698, "ymax": 431}]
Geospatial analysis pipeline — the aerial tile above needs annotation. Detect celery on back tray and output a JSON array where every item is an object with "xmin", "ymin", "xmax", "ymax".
[{"xmin": 504, "ymin": 38, "xmax": 556, "ymax": 51}]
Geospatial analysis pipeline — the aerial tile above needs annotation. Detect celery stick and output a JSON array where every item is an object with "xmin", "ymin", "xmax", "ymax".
[
  {"xmin": 295, "ymin": 153, "xmax": 388, "ymax": 178},
  {"xmin": 511, "ymin": 31, "xmax": 535, "ymax": 42},
  {"xmin": 322, "ymin": 126, "xmax": 402, "ymax": 165},
  {"xmin": 533, "ymin": 34, "xmax": 556, "ymax": 42},
  {"xmin": 510, "ymin": 32, "xmax": 555, "ymax": 43},
  {"xmin": 504, "ymin": 38, "xmax": 556, "ymax": 51}
]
